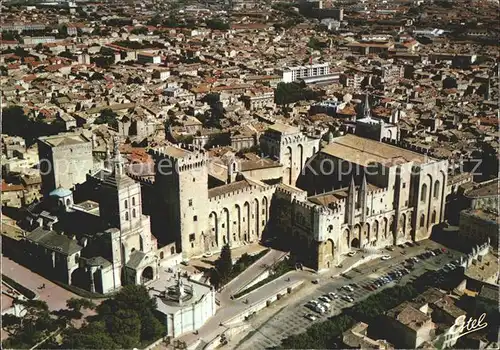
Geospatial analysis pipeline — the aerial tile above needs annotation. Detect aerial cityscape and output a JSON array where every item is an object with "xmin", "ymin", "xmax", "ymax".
[{"xmin": 0, "ymin": 0, "xmax": 498, "ymax": 349}]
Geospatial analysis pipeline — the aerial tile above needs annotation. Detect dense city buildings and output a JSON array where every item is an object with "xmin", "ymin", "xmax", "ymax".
[{"xmin": 1, "ymin": 0, "xmax": 498, "ymax": 348}]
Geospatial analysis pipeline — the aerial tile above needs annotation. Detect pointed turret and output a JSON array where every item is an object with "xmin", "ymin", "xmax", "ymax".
[
  {"xmin": 346, "ymin": 176, "xmax": 356, "ymax": 226},
  {"xmin": 359, "ymin": 171, "xmax": 368, "ymax": 222},
  {"xmin": 104, "ymin": 142, "xmax": 112, "ymax": 171},
  {"xmin": 363, "ymin": 93, "xmax": 371, "ymax": 119},
  {"xmin": 112, "ymin": 136, "xmax": 125, "ymax": 177}
]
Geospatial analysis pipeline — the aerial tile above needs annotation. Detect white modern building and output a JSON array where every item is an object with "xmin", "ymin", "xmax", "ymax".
[{"xmin": 280, "ymin": 63, "xmax": 330, "ymax": 83}]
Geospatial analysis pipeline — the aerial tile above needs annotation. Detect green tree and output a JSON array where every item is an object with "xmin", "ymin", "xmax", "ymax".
[
  {"xmin": 140, "ymin": 309, "xmax": 165, "ymax": 341},
  {"xmin": 131, "ymin": 27, "xmax": 149, "ymax": 35},
  {"xmin": 1, "ymin": 300, "xmax": 59, "ymax": 349},
  {"xmin": 95, "ymin": 108, "xmax": 118, "ymax": 129},
  {"xmin": 209, "ymin": 268, "xmax": 221, "ymax": 290},
  {"xmin": 66, "ymin": 298, "xmax": 95, "ymax": 319},
  {"xmin": 62, "ymin": 321, "xmax": 117, "ymax": 349},
  {"xmin": 215, "ymin": 243, "xmax": 232, "ymax": 284},
  {"xmin": 206, "ymin": 19, "xmax": 230, "ymax": 30},
  {"xmin": 2, "ymin": 105, "xmax": 30, "ymax": 136},
  {"xmin": 106, "ymin": 309, "xmax": 141, "ymax": 348}
]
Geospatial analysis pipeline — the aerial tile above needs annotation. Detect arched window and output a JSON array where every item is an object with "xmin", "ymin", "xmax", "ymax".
[
  {"xmin": 421, "ymin": 184, "xmax": 427, "ymax": 202},
  {"xmin": 74, "ymin": 254, "xmax": 79, "ymax": 264},
  {"xmin": 170, "ymin": 246, "xmax": 175, "ymax": 255},
  {"xmin": 431, "ymin": 210, "xmax": 437, "ymax": 223},
  {"xmin": 125, "ymin": 212, "xmax": 129, "ymax": 221},
  {"xmin": 132, "ymin": 197, "xmax": 136, "ymax": 206},
  {"xmin": 434, "ymin": 181, "xmax": 440, "ymax": 198},
  {"xmin": 420, "ymin": 214, "xmax": 425, "ymax": 228},
  {"xmin": 132, "ymin": 209, "xmax": 136, "ymax": 218},
  {"xmin": 124, "ymin": 200, "xmax": 128, "ymax": 209},
  {"xmin": 160, "ymin": 251, "xmax": 164, "ymax": 259}
]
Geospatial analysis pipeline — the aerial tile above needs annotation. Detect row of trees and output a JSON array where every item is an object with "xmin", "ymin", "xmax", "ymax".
[{"xmin": 2, "ymin": 285, "xmax": 166, "ymax": 349}]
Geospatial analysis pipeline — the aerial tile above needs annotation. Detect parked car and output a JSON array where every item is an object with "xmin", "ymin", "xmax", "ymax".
[
  {"xmin": 312, "ymin": 279, "xmax": 320, "ymax": 284},
  {"xmin": 342, "ymin": 295, "xmax": 354, "ymax": 302},
  {"xmin": 398, "ymin": 244, "xmax": 406, "ymax": 249},
  {"xmin": 381, "ymin": 255, "xmax": 391, "ymax": 261},
  {"xmin": 343, "ymin": 285, "xmax": 354, "ymax": 292},
  {"xmin": 386, "ymin": 246, "xmax": 394, "ymax": 251},
  {"xmin": 305, "ymin": 314, "xmax": 317, "ymax": 321},
  {"xmin": 327, "ymin": 292, "xmax": 338, "ymax": 299},
  {"xmin": 320, "ymin": 302, "xmax": 331, "ymax": 310},
  {"xmin": 347, "ymin": 251, "xmax": 357, "ymax": 257},
  {"xmin": 203, "ymin": 252, "xmax": 213, "ymax": 258},
  {"xmin": 319, "ymin": 296, "xmax": 330, "ymax": 303}
]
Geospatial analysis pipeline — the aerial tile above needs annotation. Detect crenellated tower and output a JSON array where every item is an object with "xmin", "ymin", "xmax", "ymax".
[{"xmin": 149, "ymin": 144, "xmax": 209, "ymax": 258}]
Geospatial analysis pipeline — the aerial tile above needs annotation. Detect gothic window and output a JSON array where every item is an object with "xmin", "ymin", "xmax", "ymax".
[
  {"xmin": 188, "ymin": 199, "xmax": 193, "ymax": 206},
  {"xmin": 403, "ymin": 183, "xmax": 406, "ymax": 188},
  {"xmin": 434, "ymin": 181, "xmax": 440, "ymax": 198},
  {"xmin": 170, "ymin": 247, "xmax": 175, "ymax": 254},
  {"xmin": 132, "ymin": 209, "xmax": 136, "ymax": 218},
  {"xmin": 419, "ymin": 214, "xmax": 425, "ymax": 228},
  {"xmin": 421, "ymin": 184, "xmax": 427, "ymax": 202},
  {"xmin": 125, "ymin": 200, "xmax": 128, "ymax": 209},
  {"xmin": 74, "ymin": 254, "xmax": 79, "ymax": 264},
  {"xmin": 160, "ymin": 251, "xmax": 164, "ymax": 259},
  {"xmin": 132, "ymin": 197, "xmax": 136, "ymax": 206},
  {"xmin": 125, "ymin": 212, "xmax": 129, "ymax": 221},
  {"xmin": 193, "ymin": 215, "xmax": 198, "ymax": 222},
  {"xmin": 189, "ymin": 233, "xmax": 195, "ymax": 242}
]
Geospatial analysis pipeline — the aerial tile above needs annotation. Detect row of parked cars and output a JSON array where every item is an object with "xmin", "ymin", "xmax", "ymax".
[
  {"xmin": 363, "ymin": 267, "xmax": 411, "ymax": 291},
  {"xmin": 305, "ymin": 292, "xmax": 338, "ymax": 318}
]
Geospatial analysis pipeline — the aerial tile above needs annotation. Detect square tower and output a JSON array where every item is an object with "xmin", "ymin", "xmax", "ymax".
[
  {"xmin": 38, "ymin": 133, "xmax": 93, "ymax": 196},
  {"xmin": 150, "ymin": 145, "xmax": 209, "ymax": 257}
]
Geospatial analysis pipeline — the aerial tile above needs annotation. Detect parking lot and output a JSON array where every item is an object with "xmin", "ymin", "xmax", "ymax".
[{"xmin": 231, "ymin": 240, "xmax": 461, "ymax": 350}]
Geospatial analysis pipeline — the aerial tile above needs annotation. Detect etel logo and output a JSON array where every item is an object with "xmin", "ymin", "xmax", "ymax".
[{"xmin": 452, "ymin": 313, "xmax": 489, "ymax": 341}]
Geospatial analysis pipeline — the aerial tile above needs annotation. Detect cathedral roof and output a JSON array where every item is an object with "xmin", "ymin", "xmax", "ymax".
[
  {"xmin": 321, "ymin": 134, "xmax": 428, "ymax": 167},
  {"xmin": 26, "ymin": 227, "xmax": 82, "ymax": 255},
  {"xmin": 208, "ymin": 179, "xmax": 252, "ymax": 198}
]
